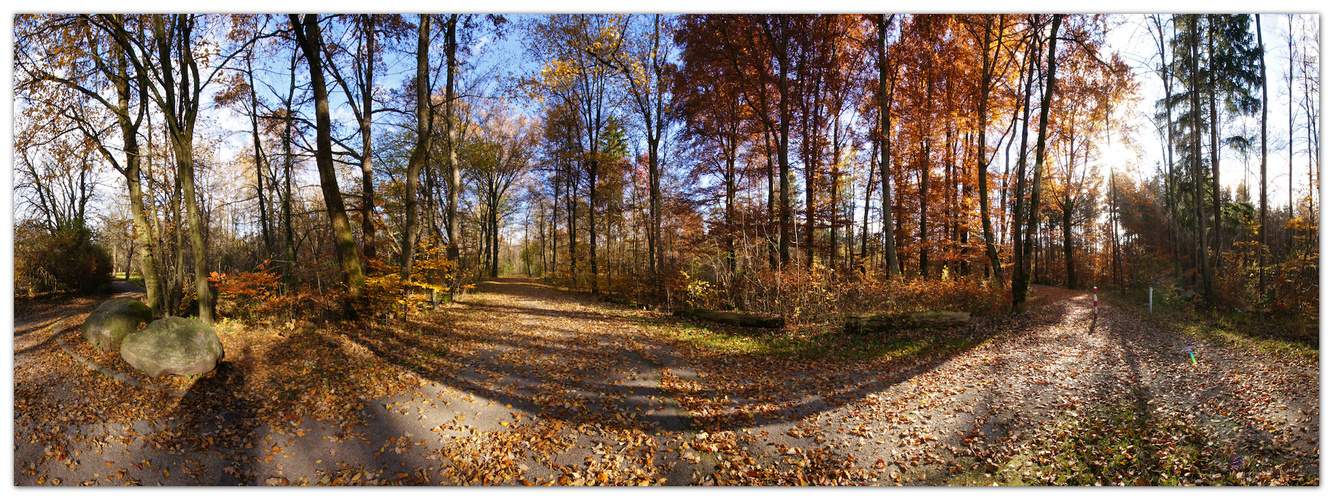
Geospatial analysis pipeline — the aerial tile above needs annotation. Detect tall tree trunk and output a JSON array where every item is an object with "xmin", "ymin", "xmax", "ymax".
[
  {"xmin": 567, "ymin": 163, "xmax": 578, "ymax": 279},
  {"xmin": 725, "ymin": 134, "xmax": 737, "ymax": 274},
  {"xmin": 830, "ymin": 120, "xmax": 841, "ymax": 270},
  {"xmin": 293, "ymin": 14, "xmax": 366, "ymax": 309},
  {"xmin": 648, "ymin": 14, "xmax": 666, "ymax": 280},
  {"xmin": 767, "ymin": 21, "xmax": 794, "ymax": 269},
  {"xmin": 1301, "ymin": 37, "xmax": 1317, "ymax": 253},
  {"xmin": 444, "ymin": 15, "xmax": 463, "ymax": 292},
  {"xmin": 800, "ymin": 53, "xmax": 819, "ymax": 270},
  {"xmin": 1257, "ymin": 14, "xmax": 1268, "ymax": 299},
  {"xmin": 494, "ymin": 203, "xmax": 501, "ymax": 278},
  {"xmin": 123, "ymin": 237, "xmax": 134, "ymax": 280},
  {"xmin": 588, "ymin": 159, "xmax": 599, "ymax": 293},
  {"xmin": 1061, "ymin": 198, "xmax": 1075, "ymax": 288},
  {"xmin": 400, "ymin": 14, "xmax": 431, "ymax": 283},
  {"xmin": 1012, "ymin": 14, "xmax": 1062, "ymax": 314},
  {"xmin": 359, "ymin": 14, "xmax": 378, "ymax": 260},
  {"xmin": 878, "ymin": 14, "xmax": 901, "ymax": 278},
  {"xmin": 152, "ymin": 15, "xmax": 213, "ymax": 323},
  {"xmin": 1151, "ymin": 14, "xmax": 1184, "ymax": 284},
  {"xmin": 548, "ymin": 201, "xmax": 556, "ymax": 276},
  {"xmin": 861, "ymin": 135, "xmax": 876, "ymax": 272},
  {"xmin": 170, "ymin": 133, "xmax": 212, "ymax": 322},
  {"xmin": 919, "ymin": 139, "xmax": 930, "ymax": 279},
  {"xmin": 766, "ymin": 134, "xmax": 777, "ymax": 270},
  {"xmin": 577, "ymin": 46, "xmax": 605, "ymax": 295},
  {"xmin": 489, "ymin": 198, "xmax": 500, "ymax": 278},
  {"xmin": 539, "ymin": 201, "xmax": 547, "ymax": 275},
  {"xmin": 1305, "ymin": 71, "xmax": 1316, "ymax": 223},
  {"xmin": 1168, "ymin": 120, "xmax": 1183, "ymax": 283},
  {"xmin": 1206, "ymin": 17, "xmax": 1221, "ymax": 303},
  {"xmin": 124, "ymin": 119, "xmax": 163, "ymax": 316},
  {"xmin": 478, "ymin": 207, "xmax": 489, "ymax": 273},
  {"xmin": 106, "ymin": 21, "xmax": 164, "ymax": 314},
  {"xmin": 1286, "ymin": 14, "xmax": 1295, "ymax": 253},
  {"xmin": 1011, "ymin": 25, "xmax": 1038, "ymax": 295},
  {"xmin": 283, "ymin": 50, "xmax": 298, "ymax": 284},
  {"xmin": 1110, "ymin": 172, "xmax": 1122, "ymax": 290},
  {"xmin": 172, "ymin": 173, "xmax": 185, "ymax": 316},
  {"xmin": 960, "ymin": 140, "xmax": 969, "ymax": 277},
  {"xmin": 977, "ymin": 15, "xmax": 1004, "ymax": 281},
  {"xmin": 1189, "ymin": 16, "xmax": 1212, "ymax": 301},
  {"xmin": 1113, "ymin": 172, "xmax": 1125, "ymax": 293},
  {"xmin": 919, "ymin": 60, "xmax": 934, "ymax": 279},
  {"xmin": 648, "ymin": 127, "xmax": 661, "ymax": 277},
  {"xmin": 245, "ymin": 50, "xmax": 273, "ymax": 261}
]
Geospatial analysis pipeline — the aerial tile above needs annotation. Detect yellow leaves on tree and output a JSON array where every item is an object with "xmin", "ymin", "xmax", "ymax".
[{"xmin": 363, "ymin": 240, "xmax": 459, "ymax": 314}]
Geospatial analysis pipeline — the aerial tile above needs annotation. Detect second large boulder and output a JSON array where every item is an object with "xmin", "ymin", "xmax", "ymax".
[
  {"xmin": 120, "ymin": 317, "xmax": 225, "ymax": 377},
  {"xmin": 82, "ymin": 297, "xmax": 153, "ymax": 351}
]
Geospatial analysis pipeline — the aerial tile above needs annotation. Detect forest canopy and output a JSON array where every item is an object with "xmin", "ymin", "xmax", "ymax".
[{"xmin": 12, "ymin": 13, "xmax": 1320, "ymax": 322}]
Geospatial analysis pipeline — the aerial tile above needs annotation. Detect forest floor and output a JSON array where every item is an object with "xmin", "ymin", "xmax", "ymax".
[{"xmin": 12, "ymin": 277, "xmax": 1319, "ymax": 486}]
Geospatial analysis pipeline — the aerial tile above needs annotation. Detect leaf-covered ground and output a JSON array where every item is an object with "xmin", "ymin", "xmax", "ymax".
[{"xmin": 12, "ymin": 278, "xmax": 1319, "ymax": 486}]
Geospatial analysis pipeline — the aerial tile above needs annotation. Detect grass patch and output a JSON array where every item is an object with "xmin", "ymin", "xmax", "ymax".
[
  {"xmin": 1033, "ymin": 401, "xmax": 1202, "ymax": 485},
  {"xmin": 658, "ymin": 322, "xmax": 804, "ymax": 357},
  {"xmin": 1175, "ymin": 320, "xmax": 1318, "ymax": 362},
  {"xmin": 1106, "ymin": 292, "xmax": 1318, "ymax": 362},
  {"xmin": 991, "ymin": 396, "xmax": 1315, "ymax": 486},
  {"xmin": 820, "ymin": 328, "xmax": 985, "ymax": 361},
  {"xmin": 656, "ymin": 320, "xmax": 986, "ymax": 362}
]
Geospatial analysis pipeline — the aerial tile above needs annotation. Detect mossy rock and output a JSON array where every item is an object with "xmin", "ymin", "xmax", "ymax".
[
  {"xmin": 119, "ymin": 317, "xmax": 225, "ymax": 377},
  {"xmin": 82, "ymin": 297, "xmax": 153, "ymax": 351}
]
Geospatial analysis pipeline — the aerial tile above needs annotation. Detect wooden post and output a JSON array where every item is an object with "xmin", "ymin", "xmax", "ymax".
[{"xmin": 1093, "ymin": 286, "xmax": 1098, "ymax": 321}]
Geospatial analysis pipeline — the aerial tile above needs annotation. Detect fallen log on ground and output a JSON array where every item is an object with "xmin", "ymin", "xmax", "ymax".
[
  {"xmin": 674, "ymin": 308, "xmax": 785, "ymax": 329},
  {"xmin": 844, "ymin": 311, "xmax": 971, "ymax": 335},
  {"xmin": 602, "ymin": 296, "xmax": 645, "ymax": 309}
]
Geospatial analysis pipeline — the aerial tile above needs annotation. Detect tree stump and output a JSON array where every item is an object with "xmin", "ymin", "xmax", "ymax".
[
  {"xmin": 844, "ymin": 311, "xmax": 971, "ymax": 335},
  {"xmin": 674, "ymin": 308, "xmax": 785, "ymax": 329}
]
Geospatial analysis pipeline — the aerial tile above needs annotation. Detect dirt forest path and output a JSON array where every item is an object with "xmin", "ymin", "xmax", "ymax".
[
  {"xmin": 14, "ymin": 281, "xmax": 145, "ymax": 350},
  {"xmin": 14, "ymin": 281, "xmax": 146, "ymax": 384},
  {"xmin": 757, "ymin": 285, "xmax": 1320, "ymax": 485},
  {"xmin": 13, "ymin": 277, "xmax": 1319, "ymax": 485}
]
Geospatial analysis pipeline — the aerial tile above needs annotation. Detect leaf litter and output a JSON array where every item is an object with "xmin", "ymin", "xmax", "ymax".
[{"xmin": 12, "ymin": 281, "xmax": 1318, "ymax": 485}]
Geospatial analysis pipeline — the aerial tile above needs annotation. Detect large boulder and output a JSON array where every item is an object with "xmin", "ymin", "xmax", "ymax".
[
  {"xmin": 82, "ymin": 297, "xmax": 153, "ymax": 351},
  {"xmin": 120, "ymin": 317, "xmax": 225, "ymax": 377}
]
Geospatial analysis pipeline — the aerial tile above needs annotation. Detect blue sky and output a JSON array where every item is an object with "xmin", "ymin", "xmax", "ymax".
[{"xmin": 1106, "ymin": 13, "xmax": 1320, "ymax": 211}]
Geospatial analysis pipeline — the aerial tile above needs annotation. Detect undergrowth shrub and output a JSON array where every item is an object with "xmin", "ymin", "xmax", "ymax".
[
  {"xmin": 15, "ymin": 219, "xmax": 112, "ymax": 295},
  {"xmin": 1214, "ymin": 253, "xmax": 1255, "ymax": 312},
  {"xmin": 672, "ymin": 258, "xmax": 1007, "ymax": 323},
  {"xmin": 1267, "ymin": 257, "xmax": 1318, "ymax": 319},
  {"xmin": 546, "ymin": 270, "xmax": 581, "ymax": 291},
  {"xmin": 209, "ymin": 249, "xmax": 462, "ymax": 325},
  {"xmin": 208, "ymin": 262, "xmax": 284, "ymax": 321},
  {"xmin": 1209, "ymin": 219, "xmax": 1317, "ymax": 320},
  {"xmin": 1270, "ymin": 216, "xmax": 1319, "ymax": 319},
  {"xmin": 361, "ymin": 248, "xmax": 461, "ymax": 319}
]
